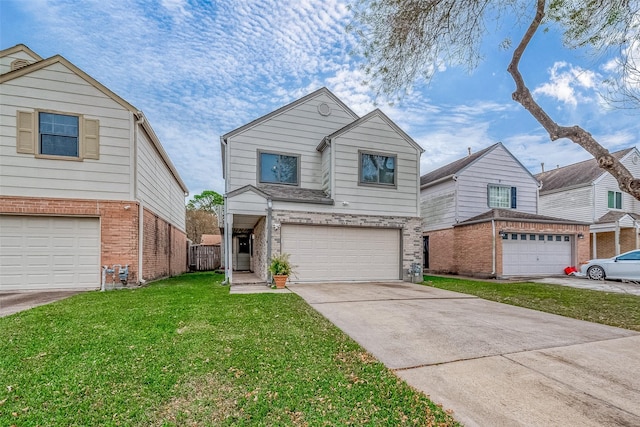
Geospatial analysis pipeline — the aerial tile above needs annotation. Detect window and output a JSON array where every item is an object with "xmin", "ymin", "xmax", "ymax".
[
  {"xmin": 359, "ymin": 152, "xmax": 396, "ymax": 186},
  {"xmin": 617, "ymin": 251, "xmax": 640, "ymax": 261},
  {"xmin": 258, "ymin": 151, "xmax": 299, "ymax": 185},
  {"xmin": 608, "ymin": 191, "xmax": 622, "ymax": 209},
  {"xmin": 488, "ymin": 184, "xmax": 516, "ymax": 209},
  {"xmin": 39, "ymin": 112, "xmax": 79, "ymax": 157}
]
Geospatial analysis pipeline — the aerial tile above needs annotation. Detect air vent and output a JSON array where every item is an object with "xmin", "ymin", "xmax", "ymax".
[
  {"xmin": 10, "ymin": 59, "xmax": 31, "ymax": 71},
  {"xmin": 317, "ymin": 103, "xmax": 331, "ymax": 116}
]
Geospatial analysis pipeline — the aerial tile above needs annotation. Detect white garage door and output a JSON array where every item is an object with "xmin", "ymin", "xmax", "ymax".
[
  {"xmin": 281, "ymin": 225, "xmax": 401, "ymax": 282},
  {"xmin": 0, "ymin": 216, "xmax": 100, "ymax": 290},
  {"xmin": 502, "ymin": 233, "xmax": 572, "ymax": 276}
]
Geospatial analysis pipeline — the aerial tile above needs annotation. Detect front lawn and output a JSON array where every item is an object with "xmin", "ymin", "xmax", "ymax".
[
  {"xmin": 424, "ymin": 275, "xmax": 640, "ymax": 331},
  {"xmin": 0, "ymin": 273, "xmax": 458, "ymax": 426}
]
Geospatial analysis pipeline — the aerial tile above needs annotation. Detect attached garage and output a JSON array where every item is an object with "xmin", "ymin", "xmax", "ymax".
[
  {"xmin": 280, "ymin": 224, "xmax": 401, "ymax": 282},
  {"xmin": 0, "ymin": 215, "xmax": 100, "ymax": 290},
  {"xmin": 502, "ymin": 233, "xmax": 573, "ymax": 276}
]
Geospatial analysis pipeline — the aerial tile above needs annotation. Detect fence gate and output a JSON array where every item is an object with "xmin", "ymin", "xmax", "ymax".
[{"xmin": 189, "ymin": 245, "xmax": 221, "ymax": 271}]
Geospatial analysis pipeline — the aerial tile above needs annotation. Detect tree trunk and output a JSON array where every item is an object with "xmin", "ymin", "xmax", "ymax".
[{"xmin": 507, "ymin": 0, "xmax": 640, "ymax": 201}]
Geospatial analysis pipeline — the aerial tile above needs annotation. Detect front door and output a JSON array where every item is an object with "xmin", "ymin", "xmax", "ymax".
[{"xmin": 234, "ymin": 235, "xmax": 251, "ymax": 271}]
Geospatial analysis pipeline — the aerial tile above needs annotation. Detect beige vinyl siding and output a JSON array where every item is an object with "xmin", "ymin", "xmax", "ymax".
[
  {"xmin": 136, "ymin": 128, "xmax": 186, "ymax": 229},
  {"xmin": 0, "ymin": 50, "xmax": 37, "ymax": 75},
  {"xmin": 331, "ymin": 115, "xmax": 420, "ymax": 217},
  {"xmin": 455, "ymin": 145, "xmax": 538, "ymax": 221},
  {"xmin": 420, "ymin": 180, "xmax": 457, "ymax": 231},
  {"xmin": 227, "ymin": 191, "xmax": 268, "ymax": 215},
  {"xmin": 0, "ymin": 62, "xmax": 133, "ymax": 200},
  {"xmin": 539, "ymin": 186, "xmax": 594, "ymax": 222},
  {"xmin": 226, "ymin": 93, "xmax": 356, "ymax": 191}
]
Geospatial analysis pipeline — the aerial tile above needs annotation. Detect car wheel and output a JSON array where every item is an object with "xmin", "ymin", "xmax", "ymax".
[{"xmin": 587, "ymin": 265, "xmax": 606, "ymax": 280}]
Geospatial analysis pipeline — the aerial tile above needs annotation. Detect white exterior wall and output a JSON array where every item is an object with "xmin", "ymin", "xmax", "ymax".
[
  {"xmin": 538, "ymin": 186, "xmax": 594, "ymax": 222},
  {"xmin": 0, "ymin": 62, "xmax": 133, "ymax": 200},
  {"xmin": 330, "ymin": 115, "xmax": 421, "ymax": 217},
  {"xmin": 227, "ymin": 191, "xmax": 268, "ymax": 215},
  {"xmin": 593, "ymin": 152, "xmax": 640, "ymax": 220},
  {"xmin": 455, "ymin": 145, "xmax": 538, "ymax": 220},
  {"xmin": 136, "ymin": 127, "xmax": 186, "ymax": 229},
  {"xmin": 420, "ymin": 180, "xmax": 456, "ymax": 231},
  {"xmin": 226, "ymin": 93, "xmax": 356, "ymax": 192}
]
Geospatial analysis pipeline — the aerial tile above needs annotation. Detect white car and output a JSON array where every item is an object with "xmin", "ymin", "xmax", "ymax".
[{"xmin": 581, "ymin": 249, "xmax": 640, "ymax": 281}]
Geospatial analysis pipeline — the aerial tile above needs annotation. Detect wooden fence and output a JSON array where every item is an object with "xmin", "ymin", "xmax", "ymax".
[{"xmin": 189, "ymin": 244, "xmax": 221, "ymax": 271}]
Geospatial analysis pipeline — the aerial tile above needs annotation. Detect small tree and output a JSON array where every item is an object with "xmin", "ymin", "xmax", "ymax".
[
  {"xmin": 352, "ymin": 0, "xmax": 640, "ymax": 200},
  {"xmin": 186, "ymin": 190, "xmax": 223, "ymax": 243}
]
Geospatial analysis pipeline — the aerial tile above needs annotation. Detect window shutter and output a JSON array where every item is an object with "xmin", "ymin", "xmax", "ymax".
[
  {"xmin": 511, "ymin": 186, "xmax": 517, "ymax": 209},
  {"xmin": 608, "ymin": 191, "xmax": 614, "ymax": 209},
  {"xmin": 616, "ymin": 191, "xmax": 622, "ymax": 209},
  {"xmin": 83, "ymin": 118, "xmax": 100, "ymax": 160},
  {"xmin": 16, "ymin": 111, "xmax": 35, "ymax": 154}
]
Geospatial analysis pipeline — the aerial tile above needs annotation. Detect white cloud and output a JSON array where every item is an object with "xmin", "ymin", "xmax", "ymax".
[{"xmin": 533, "ymin": 61, "xmax": 601, "ymax": 107}]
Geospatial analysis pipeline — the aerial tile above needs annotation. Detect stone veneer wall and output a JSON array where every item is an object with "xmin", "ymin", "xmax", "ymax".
[
  {"xmin": 252, "ymin": 217, "xmax": 268, "ymax": 281},
  {"xmin": 269, "ymin": 210, "xmax": 422, "ymax": 281}
]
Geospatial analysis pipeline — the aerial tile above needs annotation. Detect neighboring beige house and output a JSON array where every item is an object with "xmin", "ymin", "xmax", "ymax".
[
  {"xmin": 420, "ymin": 143, "xmax": 589, "ymax": 278},
  {"xmin": 200, "ymin": 234, "xmax": 221, "ymax": 245},
  {"xmin": 0, "ymin": 44, "xmax": 189, "ymax": 290},
  {"xmin": 220, "ymin": 87, "xmax": 424, "ymax": 283},
  {"xmin": 536, "ymin": 147, "xmax": 640, "ymax": 259}
]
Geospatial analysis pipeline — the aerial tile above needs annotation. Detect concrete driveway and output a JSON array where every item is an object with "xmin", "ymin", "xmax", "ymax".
[
  {"xmin": 288, "ymin": 281, "xmax": 640, "ymax": 427},
  {"xmin": 0, "ymin": 290, "xmax": 85, "ymax": 317}
]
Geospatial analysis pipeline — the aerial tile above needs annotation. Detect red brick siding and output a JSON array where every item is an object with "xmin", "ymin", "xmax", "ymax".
[
  {"xmin": 142, "ymin": 208, "xmax": 187, "ymax": 281},
  {"xmin": 454, "ymin": 222, "xmax": 494, "ymax": 277},
  {"xmin": 592, "ymin": 229, "xmax": 639, "ymax": 258},
  {"xmin": 424, "ymin": 228, "xmax": 455, "ymax": 273}
]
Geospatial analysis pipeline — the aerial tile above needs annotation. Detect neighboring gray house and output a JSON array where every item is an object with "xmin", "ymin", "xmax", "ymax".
[
  {"xmin": 536, "ymin": 147, "xmax": 640, "ymax": 258},
  {"xmin": 420, "ymin": 142, "xmax": 589, "ymax": 277},
  {"xmin": 220, "ymin": 88, "xmax": 424, "ymax": 283}
]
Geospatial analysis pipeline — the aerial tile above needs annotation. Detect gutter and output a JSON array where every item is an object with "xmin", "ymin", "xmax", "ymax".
[
  {"xmin": 134, "ymin": 112, "xmax": 145, "ymax": 285},
  {"xmin": 491, "ymin": 219, "xmax": 496, "ymax": 276}
]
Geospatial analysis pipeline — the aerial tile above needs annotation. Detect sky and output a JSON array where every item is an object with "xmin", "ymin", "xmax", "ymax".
[{"xmin": 1, "ymin": 0, "xmax": 639, "ymax": 200}]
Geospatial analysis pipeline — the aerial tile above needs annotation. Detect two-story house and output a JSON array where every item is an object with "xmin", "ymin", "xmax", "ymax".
[
  {"xmin": 220, "ymin": 88, "xmax": 423, "ymax": 284},
  {"xmin": 421, "ymin": 143, "xmax": 589, "ymax": 278},
  {"xmin": 536, "ymin": 147, "xmax": 640, "ymax": 258},
  {"xmin": 0, "ymin": 44, "xmax": 188, "ymax": 290}
]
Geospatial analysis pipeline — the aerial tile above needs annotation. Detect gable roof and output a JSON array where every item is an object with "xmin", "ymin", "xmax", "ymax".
[
  {"xmin": 319, "ymin": 109, "xmax": 424, "ymax": 153},
  {"xmin": 227, "ymin": 184, "xmax": 334, "ymax": 205},
  {"xmin": 0, "ymin": 44, "xmax": 43, "ymax": 63},
  {"xmin": 420, "ymin": 142, "xmax": 541, "ymax": 189},
  {"xmin": 536, "ymin": 148, "xmax": 635, "ymax": 195},
  {"xmin": 0, "ymin": 45, "xmax": 188, "ymax": 193},
  {"xmin": 595, "ymin": 210, "xmax": 640, "ymax": 224},
  {"xmin": 221, "ymin": 87, "xmax": 359, "ymax": 141}
]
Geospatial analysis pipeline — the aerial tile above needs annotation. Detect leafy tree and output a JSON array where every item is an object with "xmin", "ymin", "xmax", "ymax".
[
  {"xmin": 351, "ymin": 0, "xmax": 640, "ymax": 200},
  {"xmin": 186, "ymin": 190, "xmax": 223, "ymax": 212},
  {"xmin": 186, "ymin": 209, "xmax": 219, "ymax": 244}
]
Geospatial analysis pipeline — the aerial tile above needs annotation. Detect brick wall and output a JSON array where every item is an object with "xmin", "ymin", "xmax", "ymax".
[
  {"xmin": 270, "ymin": 210, "xmax": 422, "ymax": 281},
  {"xmin": 423, "ymin": 228, "xmax": 456, "ymax": 274},
  {"xmin": 142, "ymin": 208, "xmax": 187, "ymax": 281},
  {"xmin": 454, "ymin": 223, "xmax": 494, "ymax": 277},
  {"xmin": 1, "ymin": 196, "xmax": 139, "ymax": 282},
  {"xmin": 592, "ymin": 229, "xmax": 638, "ymax": 258}
]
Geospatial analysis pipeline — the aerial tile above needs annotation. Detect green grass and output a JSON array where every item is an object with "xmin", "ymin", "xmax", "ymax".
[
  {"xmin": 424, "ymin": 275, "xmax": 640, "ymax": 331},
  {"xmin": 0, "ymin": 273, "xmax": 458, "ymax": 426}
]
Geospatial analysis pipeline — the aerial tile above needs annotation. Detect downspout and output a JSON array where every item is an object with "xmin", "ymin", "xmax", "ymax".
[
  {"xmin": 266, "ymin": 198, "xmax": 273, "ymax": 284},
  {"xmin": 223, "ymin": 194, "xmax": 231, "ymax": 284},
  {"xmin": 135, "ymin": 112, "xmax": 145, "ymax": 284},
  {"xmin": 453, "ymin": 175, "xmax": 459, "ymax": 222},
  {"xmin": 491, "ymin": 219, "xmax": 496, "ymax": 276}
]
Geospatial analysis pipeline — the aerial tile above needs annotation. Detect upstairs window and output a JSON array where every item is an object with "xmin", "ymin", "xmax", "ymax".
[
  {"xmin": 360, "ymin": 151, "xmax": 396, "ymax": 186},
  {"xmin": 488, "ymin": 184, "xmax": 516, "ymax": 209},
  {"xmin": 39, "ymin": 112, "xmax": 79, "ymax": 157},
  {"xmin": 258, "ymin": 151, "xmax": 299, "ymax": 185},
  {"xmin": 608, "ymin": 190, "xmax": 622, "ymax": 209}
]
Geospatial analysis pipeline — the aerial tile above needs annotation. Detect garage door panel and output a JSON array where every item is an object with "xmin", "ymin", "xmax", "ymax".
[
  {"xmin": 503, "ymin": 234, "xmax": 572, "ymax": 276},
  {"xmin": 0, "ymin": 216, "xmax": 100, "ymax": 290},
  {"xmin": 281, "ymin": 225, "xmax": 400, "ymax": 282}
]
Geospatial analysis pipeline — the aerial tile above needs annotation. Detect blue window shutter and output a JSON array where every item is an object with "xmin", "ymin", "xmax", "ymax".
[{"xmin": 511, "ymin": 187, "xmax": 517, "ymax": 209}]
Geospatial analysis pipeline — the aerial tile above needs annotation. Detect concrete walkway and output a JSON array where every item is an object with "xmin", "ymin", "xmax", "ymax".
[
  {"xmin": 0, "ymin": 290, "xmax": 86, "ymax": 317},
  {"xmin": 288, "ymin": 281, "xmax": 640, "ymax": 427},
  {"xmin": 534, "ymin": 276, "xmax": 640, "ymax": 295}
]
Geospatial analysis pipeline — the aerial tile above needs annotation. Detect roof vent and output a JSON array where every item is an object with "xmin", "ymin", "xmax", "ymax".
[
  {"xmin": 10, "ymin": 59, "xmax": 31, "ymax": 71},
  {"xmin": 317, "ymin": 103, "xmax": 331, "ymax": 116}
]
